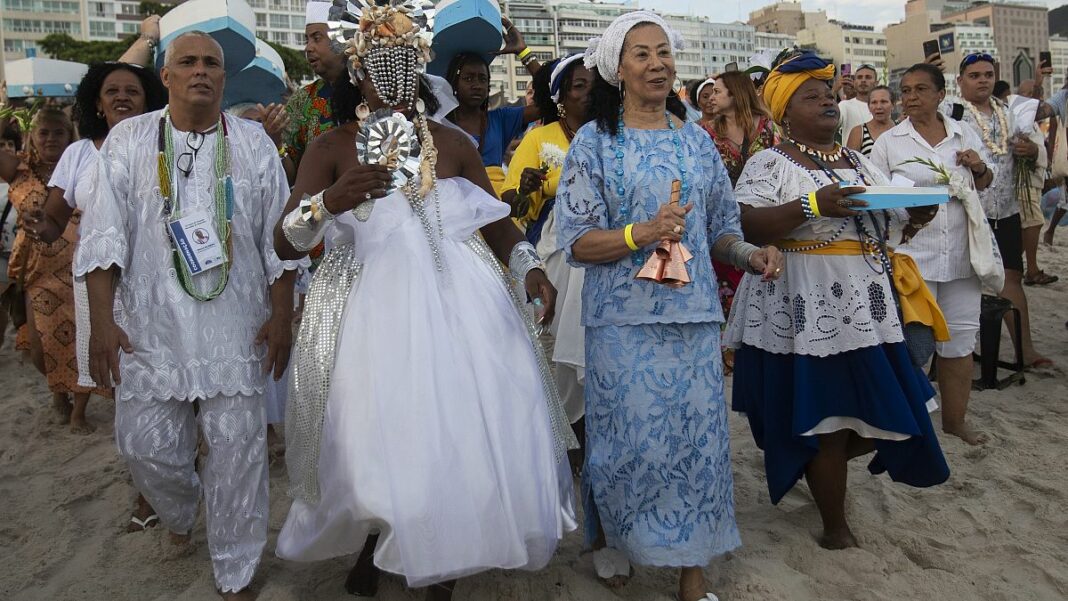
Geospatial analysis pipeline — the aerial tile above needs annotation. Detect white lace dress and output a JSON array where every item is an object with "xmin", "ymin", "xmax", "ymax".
[{"xmin": 724, "ymin": 148, "xmax": 908, "ymax": 357}]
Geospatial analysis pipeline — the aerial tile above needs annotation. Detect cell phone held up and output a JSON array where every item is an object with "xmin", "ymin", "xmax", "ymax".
[
  {"xmin": 1040, "ymin": 51, "xmax": 1052, "ymax": 70},
  {"xmin": 922, "ymin": 40, "xmax": 940, "ymax": 62},
  {"xmin": 840, "ymin": 63, "xmax": 851, "ymax": 77}
]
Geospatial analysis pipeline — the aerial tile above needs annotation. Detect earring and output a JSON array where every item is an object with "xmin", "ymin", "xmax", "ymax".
[
  {"xmin": 355, "ymin": 102, "xmax": 370, "ymax": 122},
  {"xmin": 556, "ymin": 102, "xmax": 566, "ymax": 121},
  {"xmin": 670, "ymin": 77, "xmax": 684, "ymax": 98},
  {"xmin": 96, "ymin": 111, "xmax": 104, "ymax": 118},
  {"xmin": 783, "ymin": 119, "xmax": 791, "ymax": 136}
]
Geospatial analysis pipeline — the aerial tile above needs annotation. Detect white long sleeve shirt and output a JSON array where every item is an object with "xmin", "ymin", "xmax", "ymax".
[{"xmin": 74, "ymin": 108, "xmax": 308, "ymax": 403}]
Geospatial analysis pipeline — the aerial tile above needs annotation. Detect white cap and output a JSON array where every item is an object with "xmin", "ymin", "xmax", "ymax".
[{"xmin": 305, "ymin": 1, "xmax": 331, "ymax": 26}]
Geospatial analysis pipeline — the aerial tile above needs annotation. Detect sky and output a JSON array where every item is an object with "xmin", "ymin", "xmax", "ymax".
[{"xmin": 633, "ymin": 0, "xmax": 1064, "ymax": 29}]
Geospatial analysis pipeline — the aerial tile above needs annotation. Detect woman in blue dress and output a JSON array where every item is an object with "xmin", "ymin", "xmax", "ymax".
[{"xmin": 555, "ymin": 12, "xmax": 783, "ymax": 601}]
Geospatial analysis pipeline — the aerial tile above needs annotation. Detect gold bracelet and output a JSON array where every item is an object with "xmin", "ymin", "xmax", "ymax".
[{"xmin": 624, "ymin": 223, "xmax": 640, "ymax": 251}]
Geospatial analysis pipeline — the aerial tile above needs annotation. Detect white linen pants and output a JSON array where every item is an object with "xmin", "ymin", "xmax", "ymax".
[{"xmin": 115, "ymin": 393, "xmax": 268, "ymax": 593}]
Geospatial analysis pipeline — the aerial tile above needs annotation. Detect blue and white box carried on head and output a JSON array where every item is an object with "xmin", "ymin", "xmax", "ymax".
[
  {"xmin": 223, "ymin": 40, "xmax": 287, "ymax": 109},
  {"xmin": 427, "ymin": 0, "xmax": 503, "ymax": 77},
  {"xmin": 157, "ymin": 0, "xmax": 257, "ymax": 76},
  {"xmin": 5, "ymin": 58, "xmax": 88, "ymax": 98}
]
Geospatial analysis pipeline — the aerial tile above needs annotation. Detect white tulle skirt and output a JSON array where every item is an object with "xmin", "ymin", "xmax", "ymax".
[{"xmin": 277, "ymin": 178, "xmax": 575, "ymax": 587}]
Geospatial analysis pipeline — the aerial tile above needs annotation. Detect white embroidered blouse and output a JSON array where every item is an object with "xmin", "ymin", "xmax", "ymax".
[
  {"xmin": 73, "ymin": 109, "xmax": 307, "ymax": 402},
  {"xmin": 724, "ymin": 148, "xmax": 908, "ymax": 357}
]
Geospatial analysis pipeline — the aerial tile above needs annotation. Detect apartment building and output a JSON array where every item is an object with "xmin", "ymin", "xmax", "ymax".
[
  {"xmin": 943, "ymin": 1, "xmax": 1049, "ymax": 86},
  {"xmin": 797, "ymin": 13, "xmax": 887, "ymax": 78},
  {"xmin": 1050, "ymin": 35, "xmax": 1068, "ymax": 93},
  {"xmin": 748, "ymin": 1, "xmax": 807, "ymax": 36},
  {"xmin": 754, "ymin": 30, "xmax": 797, "ymax": 57}
]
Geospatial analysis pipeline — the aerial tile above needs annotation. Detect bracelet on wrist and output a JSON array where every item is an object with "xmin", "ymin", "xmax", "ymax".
[
  {"xmin": 517, "ymin": 47, "xmax": 532, "ymax": 61},
  {"xmin": 800, "ymin": 195, "xmax": 817, "ymax": 220},
  {"xmin": 623, "ymin": 223, "xmax": 640, "ymax": 251}
]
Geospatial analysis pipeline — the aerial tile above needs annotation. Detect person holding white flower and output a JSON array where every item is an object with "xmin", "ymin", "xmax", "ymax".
[
  {"xmin": 502, "ymin": 54, "xmax": 594, "ymax": 435},
  {"xmin": 870, "ymin": 63, "xmax": 1002, "ymax": 446}
]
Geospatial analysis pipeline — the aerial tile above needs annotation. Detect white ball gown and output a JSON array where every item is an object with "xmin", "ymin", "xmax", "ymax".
[{"xmin": 277, "ymin": 177, "xmax": 576, "ymax": 587}]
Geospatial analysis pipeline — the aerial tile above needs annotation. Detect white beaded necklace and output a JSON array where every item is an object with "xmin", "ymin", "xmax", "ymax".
[{"xmin": 961, "ymin": 98, "xmax": 1009, "ymax": 156}]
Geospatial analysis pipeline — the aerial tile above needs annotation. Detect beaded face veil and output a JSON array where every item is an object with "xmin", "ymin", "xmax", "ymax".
[{"xmin": 328, "ymin": 0, "xmax": 435, "ymax": 110}]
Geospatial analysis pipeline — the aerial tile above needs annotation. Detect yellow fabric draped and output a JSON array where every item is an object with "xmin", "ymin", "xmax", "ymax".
[
  {"xmin": 761, "ymin": 63, "xmax": 836, "ymax": 124},
  {"xmin": 486, "ymin": 166, "xmax": 507, "ymax": 197},
  {"xmin": 777, "ymin": 240, "xmax": 950, "ymax": 342}
]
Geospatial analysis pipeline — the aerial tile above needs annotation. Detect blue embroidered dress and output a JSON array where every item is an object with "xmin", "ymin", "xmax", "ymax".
[{"xmin": 555, "ymin": 120, "xmax": 742, "ymax": 566}]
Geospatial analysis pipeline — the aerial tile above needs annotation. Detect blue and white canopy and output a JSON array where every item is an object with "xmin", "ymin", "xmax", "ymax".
[{"xmin": 4, "ymin": 57, "xmax": 88, "ymax": 98}]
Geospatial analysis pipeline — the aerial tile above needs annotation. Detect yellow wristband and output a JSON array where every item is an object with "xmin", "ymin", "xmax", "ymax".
[
  {"xmin": 624, "ymin": 223, "xmax": 640, "ymax": 251},
  {"xmin": 807, "ymin": 191, "xmax": 822, "ymax": 218},
  {"xmin": 517, "ymin": 47, "xmax": 532, "ymax": 61}
]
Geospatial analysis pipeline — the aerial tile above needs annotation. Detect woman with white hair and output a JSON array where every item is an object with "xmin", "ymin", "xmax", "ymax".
[{"xmin": 556, "ymin": 12, "xmax": 783, "ymax": 600}]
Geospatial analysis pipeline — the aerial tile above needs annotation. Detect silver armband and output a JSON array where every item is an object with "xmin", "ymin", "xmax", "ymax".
[
  {"xmin": 508, "ymin": 241, "xmax": 545, "ymax": 284},
  {"xmin": 281, "ymin": 192, "xmax": 331, "ymax": 252},
  {"xmin": 724, "ymin": 238, "xmax": 761, "ymax": 274}
]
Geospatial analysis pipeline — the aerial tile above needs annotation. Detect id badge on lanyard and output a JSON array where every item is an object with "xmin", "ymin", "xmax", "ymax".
[{"xmin": 166, "ymin": 160, "xmax": 226, "ymax": 275}]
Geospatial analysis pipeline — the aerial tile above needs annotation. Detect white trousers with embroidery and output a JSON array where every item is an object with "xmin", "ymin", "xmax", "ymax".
[{"xmin": 114, "ymin": 392, "xmax": 268, "ymax": 593}]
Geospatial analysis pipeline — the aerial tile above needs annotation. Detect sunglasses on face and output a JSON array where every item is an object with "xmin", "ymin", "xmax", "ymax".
[{"xmin": 960, "ymin": 53, "xmax": 995, "ymax": 71}]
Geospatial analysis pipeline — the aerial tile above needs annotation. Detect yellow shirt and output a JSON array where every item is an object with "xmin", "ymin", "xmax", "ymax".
[{"xmin": 501, "ymin": 121, "xmax": 571, "ymax": 228}]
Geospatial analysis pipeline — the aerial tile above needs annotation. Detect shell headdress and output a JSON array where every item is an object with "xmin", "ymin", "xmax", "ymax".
[{"xmin": 327, "ymin": 0, "xmax": 435, "ymax": 107}]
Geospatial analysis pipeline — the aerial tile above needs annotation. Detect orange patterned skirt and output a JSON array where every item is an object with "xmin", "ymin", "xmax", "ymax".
[{"xmin": 8, "ymin": 163, "xmax": 110, "ymax": 398}]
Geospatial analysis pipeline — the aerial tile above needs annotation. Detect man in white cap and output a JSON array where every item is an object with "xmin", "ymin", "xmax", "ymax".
[{"xmin": 282, "ymin": 0, "xmax": 348, "ymax": 178}]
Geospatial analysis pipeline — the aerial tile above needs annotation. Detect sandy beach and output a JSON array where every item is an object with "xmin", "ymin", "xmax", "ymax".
[{"xmin": 2, "ymin": 245, "xmax": 1067, "ymax": 601}]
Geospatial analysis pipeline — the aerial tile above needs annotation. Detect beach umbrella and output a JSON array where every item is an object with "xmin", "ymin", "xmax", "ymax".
[
  {"xmin": 156, "ymin": 0, "xmax": 257, "ymax": 76},
  {"xmin": 4, "ymin": 57, "xmax": 88, "ymax": 98},
  {"xmin": 223, "ymin": 39, "xmax": 287, "ymax": 109},
  {"xmin": 427, "ymin": 0, "xmax": 503, "ymax": 77}
]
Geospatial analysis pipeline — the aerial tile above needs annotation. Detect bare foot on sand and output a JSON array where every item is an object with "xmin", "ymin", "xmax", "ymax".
[
  {"xmin": 126, "ymin": 494, "xmax": 159, "ymax": 533},
  {"xmin": 819, "ymin": 527, "xmax": 859, "ymax": 550},
  {"xmin": 944, "ymin": 423, "xmax": 989, "ymax": 446},
  {"xmin": 51, "ymin": 394, "xmax": 72, "ymax": 424},
  {"xmin": 69, "ymin": 415, "xmax": 95, "ymax": 434},
  {"xmin": 221, "ymin": 588, "xmax": 255, "ymax": 601}
]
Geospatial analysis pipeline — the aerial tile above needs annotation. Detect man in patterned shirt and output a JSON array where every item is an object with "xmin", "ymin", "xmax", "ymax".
[{"xmin": 283, "ymin": 1, "xmax": 347, "ymax": 178}]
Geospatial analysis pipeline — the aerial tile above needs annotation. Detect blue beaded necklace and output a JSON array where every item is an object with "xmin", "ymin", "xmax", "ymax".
[{"xmin": 613, "ymin": 108, "xmax": 689, "ymax": 256}]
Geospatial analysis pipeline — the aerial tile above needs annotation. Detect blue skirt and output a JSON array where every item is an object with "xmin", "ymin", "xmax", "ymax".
[
  {"xmin": 732, "ymin": 342, "xmax": 949, "ymax": 504},
  {"xmin": 583, "ymin": 323, "xmax": 741, "ymax": 567}
]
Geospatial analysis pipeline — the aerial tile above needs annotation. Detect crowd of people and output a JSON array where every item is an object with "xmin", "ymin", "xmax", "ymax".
[{"xmin": 0, "ymin": 1, "xmax": 1065, "ymax": 600}]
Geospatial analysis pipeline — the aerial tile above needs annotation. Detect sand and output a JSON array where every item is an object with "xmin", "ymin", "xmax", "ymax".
[{"xmin": 2, "ymin": 246, "xmax": 1067, "ymax": 601}]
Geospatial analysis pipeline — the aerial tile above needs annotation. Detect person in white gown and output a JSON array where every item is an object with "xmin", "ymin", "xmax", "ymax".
[{"xmin": 273, "ymin": 3, "xmax": 576, "ymax": 600}]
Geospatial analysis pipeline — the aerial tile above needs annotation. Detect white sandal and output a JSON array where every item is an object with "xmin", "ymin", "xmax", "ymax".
[
  {"xmin": 677, "ymin": 592, "xmax": 720, "ymax": 601},
  {"xmin": 129, "ymin": 513, "xmax": 159, "ymax": 530}
]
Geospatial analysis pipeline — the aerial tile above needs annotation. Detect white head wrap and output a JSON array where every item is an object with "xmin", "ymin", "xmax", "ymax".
[
  {"xmin": 694, "ymin": 77, "xmax": 715, "ymax": 101},
  {"xmin": 583, "ymin": 11, "xmax": 685, "ymax": 88},
  {"xmin": 305, "ymin": 0, "xmax": 331, "ymax": 26},
  {"xmin": 550, "ymin": 53, "xmax": 585, "ymax": 103}
]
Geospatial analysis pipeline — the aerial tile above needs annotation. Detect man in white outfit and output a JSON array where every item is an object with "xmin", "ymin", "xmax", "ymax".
[
  {"xmin": 839, "ymin": 64, "xmax": 877, "ymax": 140},
  {"xmin": 75, "ymin": 32, "xmax": 306, "ymax": 600}
]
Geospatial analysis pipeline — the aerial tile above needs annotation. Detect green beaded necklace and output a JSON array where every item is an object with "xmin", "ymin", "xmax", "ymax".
[{"xmin": 157, "ymin": 109, "xmax": 234, "ymax": 301}]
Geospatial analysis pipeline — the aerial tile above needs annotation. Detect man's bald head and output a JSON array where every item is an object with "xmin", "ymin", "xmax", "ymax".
[{"xmin": 164, "ymin": 31, "xmax": 224, "ymax": 68}]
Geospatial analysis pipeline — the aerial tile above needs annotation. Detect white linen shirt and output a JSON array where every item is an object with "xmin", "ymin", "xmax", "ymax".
[
  {"xmin": 839, "ymin": 97, "xmax": 872, "ymax": 141},
  {"xmin": 940, "ymin": 96, "xmax": 1043, "ymax": 221},
  {"xmin": 73, "ymin": 108, "xmax": 308, "ymax": 403},
  {"xmin": 869, "ymin": 116, "xmax": 982, "ymax": 282},
  {"xmin": 48, "ymin": 138, "xmax": 98, "ymax": 209}
]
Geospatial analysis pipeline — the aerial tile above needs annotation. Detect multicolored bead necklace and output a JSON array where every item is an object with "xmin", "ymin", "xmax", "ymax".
[{"xmin": 157, "ymin": 108, "xmax": 234, "ymax": 301}]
